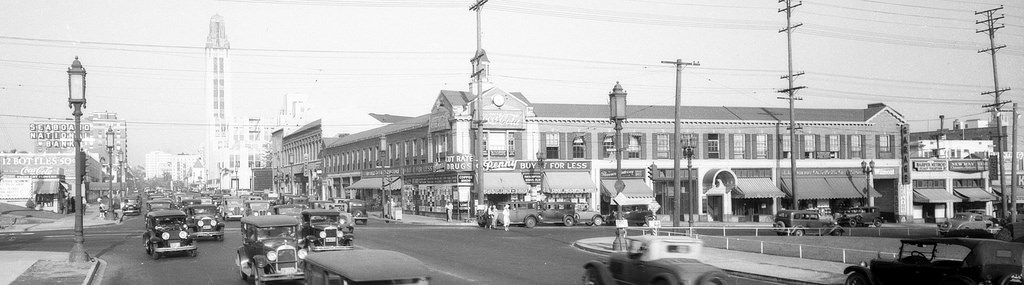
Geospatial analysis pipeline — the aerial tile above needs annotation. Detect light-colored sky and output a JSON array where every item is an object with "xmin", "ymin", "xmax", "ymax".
[{"xmin": 1, "ymin": 0, "xmax": 1022, "ymax": 165}]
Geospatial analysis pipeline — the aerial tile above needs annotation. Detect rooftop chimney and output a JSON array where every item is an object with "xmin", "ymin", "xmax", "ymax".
[{"xmin": 939, "ymin": 115, "xmax": 945, "ymax": 131}]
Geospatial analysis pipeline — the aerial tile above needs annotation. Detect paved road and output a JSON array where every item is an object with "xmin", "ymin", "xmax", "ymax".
[{"xmin": 2, "ymin": 215, "xmax": 795, "ymax": 285}]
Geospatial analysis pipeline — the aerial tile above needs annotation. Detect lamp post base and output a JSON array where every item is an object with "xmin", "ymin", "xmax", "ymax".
[
  {"xmin": 611, "ymin": 227, "xmax": 627, "ymax": 251},
  {"xmin": 68, "ymin": 243, "xmax": 90, "ymax": 263}
]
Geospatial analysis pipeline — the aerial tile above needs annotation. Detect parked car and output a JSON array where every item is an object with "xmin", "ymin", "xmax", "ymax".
[
  {"xmin": 582, "ymin": 236, "xmax": 730, "ymax": 285},
  {"xmin": 843, "ymin": 238, "xmax": 1024, "ymax": 285},
  {"xmin": 142, "ymin": 210, "xmax": 197, "ymax": 259},
  {"xmin": 835, "ymin": 206, "xmax": 884, "ymax": 227},
  {"xmin": 308, "ymin": 200, "xmax": 333, "ymax": 210},
  {"xmin": 220, "ymin": 198, "xmax": 245, "ymax": 221},
  {"xmin": 995, "ymin": 221, "xmax": 1024, "ymax": 243},
  {"xmin": 184, "ymin": 204, "xmax": 225, "ymax": 241},
  {"xmin": 272, "ymin": 204, "xmax": 308, "ymax": 221},
  {"xmin": 122, "ymin": 197, "xmax": 142, "ymax": 216},
  {"xmin": 302, "ymin": 250, "xmax": 430, "ymax": 285},
  {"xmin": 337, "ymin": 199, "xmax": 368, "ymax": 225},
  {"xmin": 179, "ymin": 198, "xmax": 203, "ymax": 208},
  {"xmin": 575, "ymin": 203, "xmax": 605, "ymax": 226},
  {"xmin": 772, "ymin": 210, "xmax": 845, "ymax": 236},
  {"xmin": 244, "ymin": 200, "xmax": 272, "ymax": 217},
  {"xmin": 300, "ymin": 209, "xmax": 354, "ymax": 251},
  {"xmin": 147, "ymin": 200, "xmax": 173, "ymax": 212},
  {"xmin": 236, "ymin": 215, "xmax": 308, "ymax": 284},
  {"xmin": 938, "ymin": 212, "xmax": 1002, "ymax": 238},
  {"xmin": 619, "ymin": 204, "xmax": 657, "ymax": 227},
  {"xmin": 477, "ymin": 201, "xmax": 578, "ymax": 228}
]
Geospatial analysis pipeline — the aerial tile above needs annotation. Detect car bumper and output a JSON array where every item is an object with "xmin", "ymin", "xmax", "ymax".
[
  {"xmin": 224, "ymin": 214, "xmax": 243, "ymax": 220},
  {"xmin": 257, "ymin": 271, "xmax": 304, "ymax": 282},
  {"xmin": 309, "ymin": 245, "xmax": 354, "ymax": 252},
  {"xmin": 194, "ymin": 230, "xmax": 224, "ymax": 237},
  {"xmin": 154, "ymin": 244, "xmax": 197, "ymax": 253}
]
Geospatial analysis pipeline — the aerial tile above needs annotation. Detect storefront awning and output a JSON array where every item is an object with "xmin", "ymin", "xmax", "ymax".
[
  {"xmin": 781, "ymin": 177, "xmax": 861, "ymax": 200},
  {"xmin": 600, "ymin": 179, "xmax": 654, "ymax": 199},
  {"xmin": 33, "ymin": 180, "xmax": 60, "ymax": 194},
  {"xmin": 847, "ymin": 177, "xmax": 883, "ymax": 198},
  {"xmin": 991, "ymin": 187, "xmax": 1024, "ymax": 203},
  {"xmin": 732, "ymin": 178, "xmax": 786, "ymax": 198},
  {"xmin": 346, "ymin": 178, "xmax": 403, "ymax": 191},
  {"xmin": 705, "ymin": 185, "xmax": 728, "ymax": 196},
  {"xmin": 953, "ymin": 188, "xmax": 997, "ymax": 202},
  {"xmin": 483, "ymin": 172, "xmax": 530, "ymax": 194},
  {"xmin": 542, "ymin": 172, "xmax": 597, "ymax": 194},
  {"xmin": 824, "ymin": 177, "xmax": 881, "ymax": 198},
  {"xmin": 913, "ymin": 188, "xmax": 962, "ymax": 203}
]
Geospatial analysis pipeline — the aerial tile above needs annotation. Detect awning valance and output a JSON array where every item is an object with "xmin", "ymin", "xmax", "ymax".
[
  {"xmin": 781, "ymin": 177, "xmax": 860, "ymax": 200},
  {"xmin": 991, "ymin": 187, "xmax": 1024, "ymax": 203},
  {"xmin": 346, "ymin": 178, "xmax": 403, "ymax": 191},
  {"xmin": 846, "ymin": 177, "xmax": 883, "ymax": 198},
  {"xmin": 33, "ymin": 180, "xmax": 60, "ymax": 194},
  {"xmin": 483, "ymin": 172, "xmax": 530, "ymax": 194},
  {"xmin": 542, "ymin": 172, "xmax": 597, "ymax": 194},
  {"xmin": 954, "ymin": 188, "xmax": 997, "ymax": 202},
  {"xmin": 600, "ymin": 179, "xmax": 654, "ymax": 199},
  {"xmin": 732, "ymin": 178, "xmax": 786, "ymax": 199},
  {"xmin": 913, "ymin": 188, "xmax": 961, "ymax": 203},
  {"xmin": 824, "ymin": 177, "xmax": 881, "ymax": 198}
]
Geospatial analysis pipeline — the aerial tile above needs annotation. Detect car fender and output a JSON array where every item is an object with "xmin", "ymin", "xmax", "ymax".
[
  {"xmin": 252, "ymin": 255, "xmax": 269, "ymax": 268},
  {"xmin": 843, "ymin": 265, "xmax": 875, "ymax": 284},
  {"xmin": 647, "ymin": 272, "xmax": 680, "ymax": 285},
  {"xmin": 583, "ymin": 261, "xmax": 615, "ymax": 285},
  {"xmin": 236, "ymin": 246, "xmax": 250, "ymax": 263}
]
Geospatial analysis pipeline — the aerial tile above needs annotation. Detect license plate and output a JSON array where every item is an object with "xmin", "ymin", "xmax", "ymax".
[
  {"xmin": 279, "ymin": 267, "xmax": 297, "ymax": 274},
  {"xmin": 203, "ymin": 225, "xmax": 211, "ymax": 229},
  {"xmin": 325, "ymin": 237, "xmax": 337, "ymax": 242},
  {"xmin": 170, "ymin": 242, "xmax": 180, "ymax": 248}
]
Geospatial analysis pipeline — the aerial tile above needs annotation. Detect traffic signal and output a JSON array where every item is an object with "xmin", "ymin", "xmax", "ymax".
[{"xmin": 647, "ymin": 164, "xmax": 658, "ymax": 181}]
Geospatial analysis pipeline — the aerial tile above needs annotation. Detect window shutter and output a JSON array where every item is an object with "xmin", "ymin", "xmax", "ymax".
[
  {"xmin": 839, "ymin": 135, "xmax": 848, "ymax": 159},
  {"xmin": 724, "ymin": 134, "xmax": 733, "ymax": 159},
  {"xmin": 767, "ymin": 134, "xmax": 774, "ymax": 159},
  {"xmin": 584, "ymin": 133, "xmax": 593, "ymax": 159},
  {"xmin": 745, "ymin": 134, "xmax": 753, "ymax": 159},
  {"xmin": 875, "ymin": 135, "xmax": 881, "ymax": 159},
  {"xmin": 600, "ymin": 133, "xmax": 609, "ymax": 158},
  {"xmin": 639, "ymin": 133, "xmax": 647, "ymax": 159},
  {"xmin": 815, "ymin": 134, "xmax": 822, "ymax": 158},
  {"xmin": 514, "ymin": 132, "xmax": 524, "ymax": 160}
]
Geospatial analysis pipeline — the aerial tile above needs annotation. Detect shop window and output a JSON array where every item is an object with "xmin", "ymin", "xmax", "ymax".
[
  {"xmin": 655, "ymin": 134, "xmax": 669, "ymax": 159},
  {"xmin": 572, "ymin": 136, "xmax": 586, "ymax": 159},
  {"xmin": 546, "ymin": 133, "xmax": 559, "ymax": 159},
  {"xmin": 706, "ymin": 134, "xmax": 720, "ymax": 159},
  {"xmin": 913, "ymin": 179, "xmax": 946, "ymax": 189}
]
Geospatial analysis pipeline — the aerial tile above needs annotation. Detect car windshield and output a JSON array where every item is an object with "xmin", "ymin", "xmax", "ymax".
[
  {"xmin": 192, "ymin": 207, "xmax": 216, "ymax": 215},
  {"xmin": 155, "ymin": 216, "xmax": 186, "ymax": 227},
  {"xmin": 953, "ymin": 214, "xmax": 970, "ymax": 220},
  {"xmin": 150, "ymin": 203, "xmax": 171, "ymax": 209},
  {"xmin": 249, "ymin": 203, "xmax": 270, "ymax": 210},
  {"xmin": 256, "ymin": 226, "xmax": 296, "ymax": 239},
  {"xmin": 277, "ymin": 207, "xmax": 303, "ymax": 215},
  {"xmin": 326, "ymin": 275, "xmax": 428, "ymax": 285},
  {"xmin": 575, "ymin": 204, "xmax": 591, "ymax": 211},
  {"xmin": 309, "ymin": 215, "xmax": 340, "ymax": 224},
  {"xmin": 901, "ymin": 243, "xmax": 970, "ymax": 262}
]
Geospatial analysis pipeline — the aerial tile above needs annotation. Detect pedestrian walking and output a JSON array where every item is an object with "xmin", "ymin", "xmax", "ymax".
[
  {"xmin": 445, "ymin": 201, "xmax": 453, "ymax": 222},
  {"xmin": 487, "ymin": 205, "xmax": 497, "ymax": 229},
  {"xmin": 97, "ymin": 202, "xmax": 107, "ymax": 219},
  {"xmin": 502, "ymin": 204, "xmax": 511, "ymax": 231}
]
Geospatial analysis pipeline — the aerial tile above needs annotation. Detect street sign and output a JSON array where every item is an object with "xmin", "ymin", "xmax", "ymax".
[
  {"xmin": 648, "ymin": 220, "xmax": 661, "ymax": 228},
  {"xmin": 614, "ymin": 179, "xmax": 625, "ymax": 192},
  {"xmin": 615, "ymin": 219, "xmax": 628, "ymax": 228}
]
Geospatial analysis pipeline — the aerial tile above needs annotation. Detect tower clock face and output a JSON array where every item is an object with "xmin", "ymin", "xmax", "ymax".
[{"xmin": 492, "ymin": 94, "xmax": 506, "ymax": 107}]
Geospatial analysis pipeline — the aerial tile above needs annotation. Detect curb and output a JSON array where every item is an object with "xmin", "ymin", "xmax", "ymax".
[
  {"xmin": 83, "ymin": 258, "xmax": 105, "ymax": 285},
  {"xmin": 570, "ymin": 241, "xmax": 834, "ymax": 285}
]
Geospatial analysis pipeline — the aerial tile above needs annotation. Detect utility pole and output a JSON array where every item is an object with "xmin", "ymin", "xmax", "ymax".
[
  {"xmin": 976, "ymin": 5, "xmax": 1012, "ymax": 219},
  {"xmin": 1012, "ymin": 103, "xmax": 1018, "ymax": 222},
  {"xmin": 661, "ymin": 59, "xmax": 699, "ymax": 228},
  {"xmin": 778, "ymin": 0, "xmax": 805, "ymax": 209},
  {"xmin": 470, "ymin": 0, "xmax": 488, "ymax": 218}
]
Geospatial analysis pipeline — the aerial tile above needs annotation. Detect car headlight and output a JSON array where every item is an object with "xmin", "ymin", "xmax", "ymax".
[
  {"xmin": 319, "ymin": 231, "xmax": 327, "ymax": 238},
  {"xmin": 254, "ymin": 212, "xmax": 260, "ymax": 216},
  {"xmin": 297, "ymin": 249, "xmax": 308, "ymax": 259},
  {"xmin": 211, "ymin": 220, "xmax": 218, "ymax": 226},
  {"xmin": 340, "ymin": 218, "xmax": 347, "ymax": 225},
  {"xmin": 178, "ymin": 231, "xmax": 188, "ymax": 239},
  {"xmin": 266, "ymin": 251, "xmax": 278, "ymax": 261},
  {"xmin": 161, "ymin": 232, "xmax": 170, "ymax": 240},
  {"xmin": 197, "ymin": 220, "xmax": 205, "ymax": 227}
]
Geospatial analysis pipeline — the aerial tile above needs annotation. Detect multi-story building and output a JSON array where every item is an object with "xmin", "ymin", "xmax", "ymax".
[
  {"xmin": 144, "ymin": 151, "xmax": 204, "ymax": 186},
  {"xmin": 279, "ymin": 119, "xmax": 323, "ymax": 199},
  {"xmin": 205, "ymin": 14, "xmax": 233, "ymax": 190}
]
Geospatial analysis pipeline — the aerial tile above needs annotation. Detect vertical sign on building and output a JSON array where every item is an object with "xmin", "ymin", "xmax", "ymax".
[{"xmin": 900, "ymin": 124, "xmax": 910, "ymax": 184}]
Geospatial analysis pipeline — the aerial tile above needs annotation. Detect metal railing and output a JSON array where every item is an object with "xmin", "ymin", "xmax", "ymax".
[{"xmin": 629, "ymin": 225, "xmax": 940, "ymax": 238}]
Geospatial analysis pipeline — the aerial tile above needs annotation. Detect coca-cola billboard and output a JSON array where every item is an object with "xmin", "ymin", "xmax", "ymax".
[{"xmin": 0, "ymin": 154, "xmax": 75, "ymax": 177}]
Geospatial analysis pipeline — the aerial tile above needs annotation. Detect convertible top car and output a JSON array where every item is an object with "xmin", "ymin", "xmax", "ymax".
[
  {"xmin": 844, "ymin": 238, "xmax": 1024, "ymax": 285},
  {"xmin": 303, "ymin": 250, "xmax": 430, "ymax": 284},
  {"xmin": 583, "ymin": 236, "xmax": 729, "ymax": 285}
]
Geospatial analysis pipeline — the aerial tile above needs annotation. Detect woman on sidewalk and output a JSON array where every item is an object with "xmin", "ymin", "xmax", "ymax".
[{"xmin": 501, "ymin": 205, "xmax": 511, "ymax": 231}]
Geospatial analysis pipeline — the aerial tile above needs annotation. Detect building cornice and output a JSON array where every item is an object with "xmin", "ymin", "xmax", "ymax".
[{"xmin": 527, "ymin": 118, "xmax": 874, "ymax": 127}]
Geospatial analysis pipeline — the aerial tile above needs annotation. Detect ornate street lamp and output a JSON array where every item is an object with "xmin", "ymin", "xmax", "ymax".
[
  {"xmin": 67, "ymin": 57, "xmax": 89, "ymax": 262},
  {"xmin": 609, "ymin": 82, "xmax": 628, "ymax": 251},
  {"xmin": 684, "ymin": 146, "xmax": 695, "ymax": 227},
  {"xmin": 106, "ymin": 128, "xmax": 115, "ymax": 212},
  {"xmin": 861, "ymin": 160, "xmax": 875, "ymax": 207}
]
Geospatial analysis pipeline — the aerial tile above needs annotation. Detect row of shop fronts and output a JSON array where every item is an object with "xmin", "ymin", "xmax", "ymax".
[{"xmin": 0, "ymin": 153, "xmax": 108, "ymax": 213}]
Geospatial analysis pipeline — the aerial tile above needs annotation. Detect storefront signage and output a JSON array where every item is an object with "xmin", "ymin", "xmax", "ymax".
[
  {"xmin": 900, "ymin": 124, "xmax": 910, "ymax": 184},
  {"xmin": 0, "ymin": 177, "xmax": 32, "ymax": 199},
  {"xmin": 779, "ymin": 168, "xmax": 859, "ymax": 177},
  {"xmin": 516, "ymin": 160, "xmax": 591, "ymax": 171},
  {"xmin": 360, "ymin": 168, "xmax": 401, "ymax": 178},
  {"xmin": 482, "ymin": 110, "xmax": 524, "ymax": 129},
  {"xmin": 523, "ymin": 172, "xmax": 542, "ymax": 185},
  {"xmin": 948, "ymin": 160, "xmax": 986, "ymax": 173},
  {"xmin": 441, "ymin": 155, "xmax": 474, "ymax": 172},
  {"xmin": 30, "ymin": 122, "xmax": 91, "ymax": 150},
  {"xmin": 1, "ymin": 154, "xmax": 75, "ymax": 177},
  {"xmin": 913, "ymin": 160, "xmax": 947, "ymax": 172},
  {"xmin": 599, "ymin": 169, "xmax": 645, "ymax": 178},
  {"xmin": 405, "ymin": 173, "xmax": 473, "ymax": 185},
  {"xmin": 428, "ymin": 107, "xmax": 452, "ymax": 132},
  {"xmin": 874, "ymin": 168, "xmax": 897, "ymax": 176}
]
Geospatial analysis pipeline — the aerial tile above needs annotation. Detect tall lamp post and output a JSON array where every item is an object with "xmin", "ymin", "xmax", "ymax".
[
  {"xmin": 67, "ymin": 57, "xmax": 89, "ymax": 262},
  {"xmin": 106, "ymin": 128, "xmax": 115, "ymax": 216},
  {"xmin": 684, "ymin": 145, "xmax": 695, "ymax": 227},
  {"xmin": 861, "ymin": 160, "xmax": 875, "ymax": 207},
  {"xmin": 609, "ymin": 82, "xmax": 628, "ymax": 251}
]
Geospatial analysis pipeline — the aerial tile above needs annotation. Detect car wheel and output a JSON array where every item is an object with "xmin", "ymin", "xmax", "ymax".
[
  {"xmin": 563, "ymin": 216, "xmax": 576, "ymax": 227},
  {"xmin": 582, "ymin": 267, "xmax": 601, "ymax": 285},
  {"xmin": 652, "ymin": 278, "xmax": 670, "ymax": 285},
  {"xmin": 190, "ymin": 250, "xmax": 197, "ymax": 257},
  {"xmin": 830, "ymin": 228, "xmax": 845, "ymax": 236},
  {"xmin": 873, "ymin": 218, "xmax": 883, "ymax": 228},
  {"xmin": 525, "ymin": 216, "xmax": 537, "ymax": 228},
  {"xmin": 237, "ymin": 255, "xmax": 248, "ymax": 280},
  {"xmin": 149, "ymin": 244, "xmax": 160, "ymax": 260},
  {"xmin": 591, "ymin": 216, "xmax": 605, "ymax": 227},
  {"xmin": 144, "ymin": 240, "xmax": 152, "ymax": 255},
  {"xmin": 792, "ymin": 229, "xmax": 805, "ymax": 236},
  {"xmin": 845, "ymin": 272, "xmax": 869, "ymax": 285},
  {"xmin": 696, "ymin": 271, "xmax": 728, "ymax": 285}
]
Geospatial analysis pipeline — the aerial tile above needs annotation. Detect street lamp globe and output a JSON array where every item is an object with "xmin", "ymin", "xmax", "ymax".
[
  {"xmin": 106, "ymin": 128, "xmax": 115, "ymax": 148},
  {"xmin": 67, "ymin": 57, "xmax": 86, "ymax": 107},
  {"xmin": 608, "ymin": 82, "xmax": 628, "ymax": 121}
]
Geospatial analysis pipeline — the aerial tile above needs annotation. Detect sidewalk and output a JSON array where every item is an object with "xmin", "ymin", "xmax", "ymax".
[
  {"xmin": 574, "ymin": 237, "xmax": 847, "ymax": 285},
  {"xmin": 1, "ymin": 203, "xmax": 115, "ymax": 285}
]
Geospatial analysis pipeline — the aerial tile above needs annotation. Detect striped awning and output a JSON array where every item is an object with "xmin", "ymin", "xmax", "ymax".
[
  {"xmin": 824, "ymin": 177, "xmax": 882, "ymax": 198},
  {"xmin": 913, "ymin": 189, "xmax": 961, "ymax": 203},
  {"xmin": 601, "ymin": 179, "xmax": 654, "ymax": 199},
  {"xmin": 953, "ymin": 188, "xmax": 997, "ymax": 202},
  {"xmin": 781, "ymin": 177, "xmax": 863, "ymax": 200},
  {"xmin": 33, "ymin": 180, "xmax": 60, "ymax": 194},
  {"xmin": 346, "ymin": 177, "xmax": 403, "ymax": 191},
  {"xmin": 482, "ymin": 172, "xmax": 530, "ymax": 194},
  {"xmin": 732, "ymin": 178, "xmax": 786, "ymax": 199},
  {"xmin": 542, "ymin": 172, "xmax": 597, "ymax": 194}
]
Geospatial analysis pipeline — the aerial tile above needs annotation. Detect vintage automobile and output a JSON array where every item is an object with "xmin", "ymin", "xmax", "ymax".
[
  {"xmin": 772, "ymin": 210, "xmax": 845, "ymax": 236},
  {"xmin": 938, "ymin": 212, "xmax": 1002, "ymax": 238},
  {"xmin": 220, "ymin": 198, "xmax": 245, "ymax": 221},
  {"xmin": 142, "ymin": 210, "xmax": 197, "ymax": 259},
  {"xmin": 300, "ymin": 209, "xmax": 355, "ymax": 251},
  {"xmin": 179, "ymin": 198, "xmax": 203, "ymax": 208},
  {"xmin": 147, "ymin": 200, "xmax": 174, "ymax": 212},
  {"xmin": 995, "ymin": 221, "xmax": 1024, "ymax": 243},
  {"xmin": 338, "ymin": 199, "xmax": 368, "ymax": 225},
  {"xmin": 477, "ymin": 201, "xmax": 579, "ymax": 228},
  {"xmin": 309, "ymin": 200, "xmax": 334, "ymax": 210},
  {"xmin": 244, "ymin": 200, "xmax": 273, "ymax": 217},
  {"xmin": 303, "ymin": 250, "xmax": 430, "ymax": 285},
  {"xmin": 237, "ymin": 215, "xmax": 308, "ymax": 284},
  {"xmin": 583, "ymin": 236, "xmax": 730, "ymax": 285},
  {"xmin": 575, "ymin": 203, "xmax": 606, "ymax": 226},
  {"xmin": 272, "ymin": 204, "xmax": 308, "ymax": 220},
  {"xmin": 122, "ymin": 197, "xmax": 142, "ymax": 216},
  {"xmin": 184, "ymin": 204, "xmax": 225, "ymax": 241},
  {"xmin": 843, "ymin": 238, "xmax": 1024, "ymax": 285},
  {"xmin": 619, "ymin": 204, "xmax": 657, "ymax": 227},
  {"xmin": 835, "ymin": 206, "xmax": 884, "ymax": 228}
]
